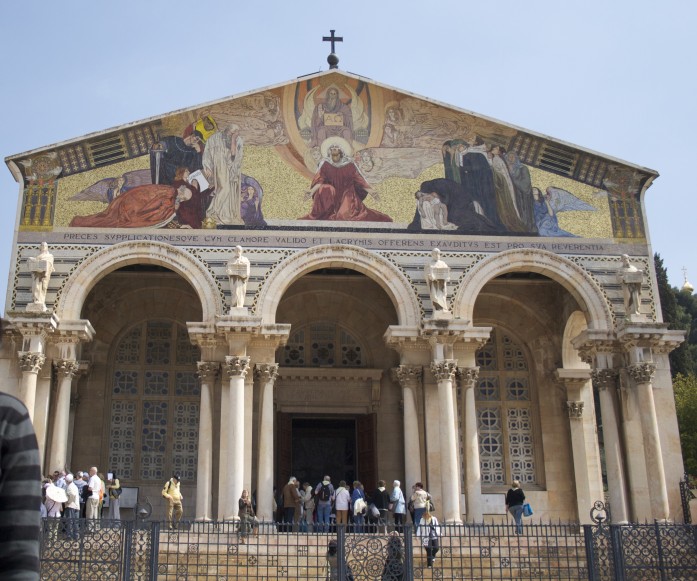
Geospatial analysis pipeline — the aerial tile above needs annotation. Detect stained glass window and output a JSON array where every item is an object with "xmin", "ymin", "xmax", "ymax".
[
  {"xmin": 108, "ymin": 321, "xmax": 200, "ymax": 483},
  {"xmin": 281, "ymin": 323, "xmax": 364, "ymax": 367},
  {"xmin": 474, "ymin": 329, "xmax": 537, "ymax": 486}
]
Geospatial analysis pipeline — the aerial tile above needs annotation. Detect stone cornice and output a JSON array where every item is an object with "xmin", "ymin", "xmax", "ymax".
[
  {"xmin": 555, "ymin": 368, "xmax": 593, "ymax": 390},
  {"xmin": 616, "ymin": 322, "xmax": 685, "ymax": 354},
  {"xmin": 278, "ymin": 367, "xmax": 383, "ymax": 383},
  {"xmin": 4, "ymin": 311, "xmax": 59, "ymax": 337}
]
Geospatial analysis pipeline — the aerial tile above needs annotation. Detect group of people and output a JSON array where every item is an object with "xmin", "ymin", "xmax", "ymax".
[{"xmin": 42, "ymin": 467, "xmax": 121, "ymax": 523}]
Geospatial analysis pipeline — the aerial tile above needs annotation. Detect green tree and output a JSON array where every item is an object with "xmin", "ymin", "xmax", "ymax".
[
  {"xmin": 673, "ymin": 373, "xmax": 697, "ymax": 476},
  {"xmin": 654, "ymin": 254, "xmax": 693, "ymax": 376}
]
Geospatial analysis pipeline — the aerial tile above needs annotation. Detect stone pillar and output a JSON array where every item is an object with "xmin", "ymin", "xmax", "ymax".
[
  {"xmin": 393, "ymin": 365, "xmax": 423, "ymax": 489},
  {"xmin": 431, "ymin": 359, "xmax": 462, "ymax": 523},
  {"xmin": 591, "ymin": 369, "xmax": 629, "ymax": 523},
  {"xmin": 18, "ymin": 352, "xmax": 46, "ymax": 421},
  {"xmin": 47, "ymin": 359, "xmax": 79, "ymax": 472},
  {"xmin": 557, "ymin": 369, "xmax": 597, "ymax": 524},
  {"xmin": 627, "ymin": 362, "xmax": 670, "ymax": 521},
  {"xmin": 255, "ymin": 363, "xmax": 278, "ymax": 521},
  {"xmin": 195, "ymin": 362, "xmax": 218, "ymax": 521},
  {"xmin": 459, "ymin": 367, "xmax": 482, "ymax": 523},
  {"xmin": 223, "ymin": 355, "xmax": 250, "ymax": 520},
  {"xmin": 33, "ymin": 365, "xmax": 53, "ymax": 469}
]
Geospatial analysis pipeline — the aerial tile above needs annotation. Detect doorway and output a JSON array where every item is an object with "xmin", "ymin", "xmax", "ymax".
[{"xmin": 276, "ymin": 413, "xmax": 377, "ymax": 490}]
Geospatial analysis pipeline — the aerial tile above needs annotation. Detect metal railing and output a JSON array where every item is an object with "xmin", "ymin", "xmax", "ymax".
[{"xmin": 40, "ymin": 517, "xmax": 697, "ymax": 580}]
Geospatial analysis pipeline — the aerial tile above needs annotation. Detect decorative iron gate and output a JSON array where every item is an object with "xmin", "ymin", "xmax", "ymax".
[{"xmin": 40, "ymin": 518, "xmax": 154, "ymax": 580}]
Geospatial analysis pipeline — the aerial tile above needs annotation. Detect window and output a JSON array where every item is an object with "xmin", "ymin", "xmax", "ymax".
[
  {"xmin": 108, "ymin": 320, "xmax": 200, "ymax": 483},
  {"xmin": 474, "ymin": 328, "xmax": 537, "ymax": 487},
  {"xmin": 281, "ymin": 322, "xmax": 364, "ymax": 367}
]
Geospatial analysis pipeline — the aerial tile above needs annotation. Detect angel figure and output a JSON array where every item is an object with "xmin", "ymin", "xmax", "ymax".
[{"xmin": 532, "ymin": 187, "xmax": 597, "ymax": 237}]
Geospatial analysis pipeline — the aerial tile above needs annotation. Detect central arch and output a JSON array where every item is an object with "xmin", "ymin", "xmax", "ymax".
[{"xmin": 257, "ymin": 244, "xmax": 421, "ymax": 327}]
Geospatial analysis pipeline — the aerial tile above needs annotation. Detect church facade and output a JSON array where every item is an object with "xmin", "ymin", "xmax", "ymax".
[{"xmin": 1, "ymin": 69, "xmax": 685, "ymax": 524}]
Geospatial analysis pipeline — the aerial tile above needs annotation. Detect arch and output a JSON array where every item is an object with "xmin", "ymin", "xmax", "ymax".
[
  {"xmin": 257, "ymin": 244, "xmax": 421, "ymax": 326},
  {"xmin": 56, "ymin": 241, "xmax": 223, "ymax": 321},
  {"xmin": 454, "ymin": 249, "xmax": 613, "ymax": 331},
  {"xmin": 562, "ymin": 311, "xmax": 591, "ymax": 369}
]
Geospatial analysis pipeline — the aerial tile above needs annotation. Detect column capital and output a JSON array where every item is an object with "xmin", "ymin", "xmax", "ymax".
[
  {"xmin": 430, "ymin": 359, "xmax": 458, "ymax": 382},
  {"xmin": 197, "ymin": 361, "xmax": 220, "ymax": 382},
  {"xmin": 565, "ymin": 400, "xmax": 584, "ymax": 420},
  {"xmin": 224, "ymin": 356, "xmax": 251, "ymax": 379},
  {"xmin": 255, "ymin": 363, "xmax": 279, "ymax": 383},
  {"xmin": 18, "ymin": 351, "xmax": 46, "ymax": 373},
  {"xmin": 391, "ymin": 364, "xmax": 423, "ymax": 387},
  {"xmin": 626, "ymin": 361, "xmax": 656, "ymax": 385},
  {"xmin": 591, "ymin": 368, "xmax": 619, "ymax": 391},
  {"xmin": 53, "ymin": 359, "xmax": 79, "ymax": 379},
  {"xmin": 457, "ymin": 366, "xmax": 480, "ymax": 388}
]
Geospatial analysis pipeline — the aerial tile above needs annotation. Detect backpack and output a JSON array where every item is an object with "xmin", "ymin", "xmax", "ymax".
[{"xmin": 318, "ymin": 484, "xmax": 332, "ymax": 502}]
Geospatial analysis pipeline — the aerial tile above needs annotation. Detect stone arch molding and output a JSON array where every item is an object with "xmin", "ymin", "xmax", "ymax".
[
  {"xmin": 257, "ymin": 244, "xmax": 421, "ymax": 327},
  {"xmin": 454, "ymin": 249, "xmax": 614, "ymax": 331},
  {"xmin": 56, "ymin": 241, "xmax": 223, "ymax": 321}
]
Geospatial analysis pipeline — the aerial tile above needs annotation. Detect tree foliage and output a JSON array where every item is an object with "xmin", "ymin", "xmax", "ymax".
[{"xmin": 673, "ymin": 374, "xmax": 697, "ymax": 476}]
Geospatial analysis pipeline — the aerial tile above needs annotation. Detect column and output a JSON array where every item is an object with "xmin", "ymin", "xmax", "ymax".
[
  {"xmin": 18, "ymin": 352, "xmax": 46, "ymax": 421},
  {"xmin": 591, "ymin": 369, "xmax": 629, "ymax": 523},
  {"xmin": 627, "ymin": 362, "xmax": 669, "ymax": 521},
  {"xmin": 196, "ymin": 362, "xmax": 218, "ymax": 521},
  {"xmin": 255, "ymin": 363, "xmax": 278, "ymax": 521},
  {"xmin": 393, "ymin": 365, "xmax": 423, "ymax": 489},
  {"xmin": 431, "ymin": 359, "xmax": 462, "ymax": 523},
  {"xmin": 47, "ymin": 359, "xmax": 79, "ymax": 472},
  {"xmin": 223, "ymin": 355, "xmax": 250, "ymax": 520},
  {"xmin": 459, "ymin": 367, "xmax": 482, "ymax": 523},
  {"xmin": 33, "ymin": 367, "xmax": 52, "ymax": 469}
]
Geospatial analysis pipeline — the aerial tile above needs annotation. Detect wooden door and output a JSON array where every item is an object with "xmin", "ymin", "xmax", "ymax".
[{"xmin": 356, "ymin": 414, "xmax": 377, "ymax": 490}]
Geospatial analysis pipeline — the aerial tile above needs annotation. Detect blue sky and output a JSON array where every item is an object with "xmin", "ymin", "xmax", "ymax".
[{"xmin": 1, "ymin": 0, "xmax": 694, "ymax": 312}]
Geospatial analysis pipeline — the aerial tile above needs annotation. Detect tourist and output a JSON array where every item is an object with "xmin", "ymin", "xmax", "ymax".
[
  {"xmin": 505, "ymin": 480, "xmax": 526, "ymax": 534},
  {"xmin": 238, "ymin": 489, "xmax": 258, "ymax": 543},
  {"xmin": 372, "ymin": 480, "xmax": 391, "ymax": 533},
  {"xmin": 281, "ymin": 476, "xmax": 301, "ymax": 532},
  {"xmin": 381, "ymin": 534, "xmax": 405, "ymax": 580},
  {"xmin": 410, "ymin": 482, "xmax": 431, "ymax": 527},
  {"xmin": 334, "ymin": 480, "xmax": 351, "ymax": 526},
  {"xmin": 351, "ymin": 481, "xmax": 367, "ymax": 532},
  {"xmin": 314, "ymin": 475, "xmax": 335, "ymax": 533},
  {"xmin": 107, "ymin": 473, "xmax": 121, "ymax": 520},
  {"xmin": 64, "ymin": 474, "xmax": 80, "ymax": 539},
  {"xmin": 86, "ymin": 467, "xmax": 102, "ymax": 519},
  {"xmin": 300, "ymin": 482, "xmax": 315, "ymax": 532},
  {"xmin": 416, "ymin": 507, "xmax": 440, "ymax": 568},
  {"xmin": 324, "ymin": 538, "xmax": 354, "ymax": 580},
  {"xmin": 390, "ymin": 480, "xmax": 406, "ymax": 527},
  {"xmin": 162, "ymin": 473, "xmax": 183, "ymax": 529}
]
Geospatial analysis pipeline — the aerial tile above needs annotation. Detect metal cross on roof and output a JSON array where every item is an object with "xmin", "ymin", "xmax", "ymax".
[{"xmin": 323, "ymin": 30, "xmax": 343, "ymax": 69}]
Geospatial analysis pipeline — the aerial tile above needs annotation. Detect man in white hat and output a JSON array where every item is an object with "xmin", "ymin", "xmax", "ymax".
[
  {"xmin": 64, "ymin": 474, "xmax": 80, "ymax": 539},
  {"xmin": 86, "ymin": 467, "xmax": 101, "ymax": 519}
]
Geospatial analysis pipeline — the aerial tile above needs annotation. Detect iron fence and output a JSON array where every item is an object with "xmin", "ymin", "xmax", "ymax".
[{"xmin": 40, "ymin": 518, "xmax": 697, "ymax": 580}]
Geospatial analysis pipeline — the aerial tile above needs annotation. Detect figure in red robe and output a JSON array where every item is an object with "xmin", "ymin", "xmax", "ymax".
[
  {"xmin": 300, "ymin": 140, "xmax": 392, "ymax": 222},
  {"xmin": 70, "ymin": 183, "xmax": 192, "ymax": 228}
]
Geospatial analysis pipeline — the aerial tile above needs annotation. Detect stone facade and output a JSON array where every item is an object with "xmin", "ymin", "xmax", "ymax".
[{"xmin": 0, "ymin": 69, "xmax": 685, "ymax": 524}]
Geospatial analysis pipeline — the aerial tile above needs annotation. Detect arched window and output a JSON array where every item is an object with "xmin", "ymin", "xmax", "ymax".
[
  {"xmin": 107, "ymin": 320, "xmax": 200, "ymax": 483},
  {"xmin": 473, "ymin": 328, "xmax": 538, "ymax": 487},
  {"xmin": 281, "ymin": 322, "xmax": 365, "ymax": 367}
]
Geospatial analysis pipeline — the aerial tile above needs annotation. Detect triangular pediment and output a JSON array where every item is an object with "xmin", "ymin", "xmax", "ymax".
[{"xmin": 7, "ymin": 70, "xmax": 654, "ymax": 240}]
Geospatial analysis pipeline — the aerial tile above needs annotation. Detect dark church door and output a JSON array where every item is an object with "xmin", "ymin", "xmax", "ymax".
[{"xmin": 276, "ymin": 413, "xmax": 376, "ymax": 491}]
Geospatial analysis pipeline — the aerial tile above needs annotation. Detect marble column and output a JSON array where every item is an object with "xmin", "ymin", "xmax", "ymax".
[
  {"xmin": 47, "ymin": 359, "xmax": 79, "ymax": 472},
  {"xmin": 255, "ymin": 363, "xmax": 278, "ymax": 521},
  {"xmin": 627, "ymin": 362, "xmax": 669, "ymax": 521},
  {"xmin": 18, "ymin": 351, "xmax": 46, "ymax": 421},
  {"xmin": 223, "ymin": 355, "xmax": 250, "ymax": 520},
  {"xmin": 591, "ymin": 369, "xmax": 628, "ymax": 523},
  {"xmin": 393, "ymin": 365, "xmax": 423, "ymax": 490},
  {"xmin": 459, "ymin": 367, "xmax": 482, "ymax": 522},
  {"xmin": 565, "ymin": 399, "xmax": 592, "ymax": 522},
  {"xmin": 195, "ymin": 362, "xmax": 218, "ymax": 521},
  {"xmin": 431, "ymin": 359, "xmax": 462, "ymax": 523},
  {"xmin": 33, "ymin": 367, "xmax": 52, "ymax": 470}
]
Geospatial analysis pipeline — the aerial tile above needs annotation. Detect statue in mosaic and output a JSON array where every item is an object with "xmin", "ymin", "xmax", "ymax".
[
  {"xmin": 227, "ymin": 245, "xmax": 250, "ymax": 310},
  {"xmin": 425, "ymin": 248, "xmax": 450, "ymax": 312},
  {"xmin": 27, "ymin": 242, "xmax": 54, "ymax": 311},
  {"xmin": 619, "ymin": 254, "xmax": 643, "ymax": 317}
]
